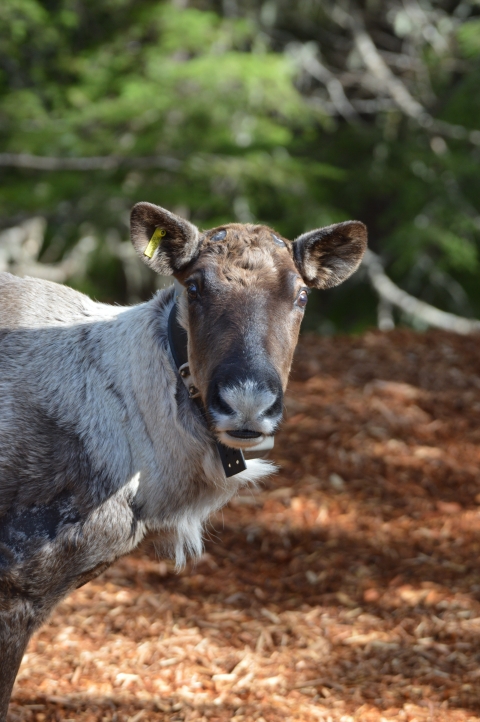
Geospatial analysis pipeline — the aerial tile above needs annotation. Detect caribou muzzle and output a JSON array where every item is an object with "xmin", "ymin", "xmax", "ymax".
[{"xmin": 207, "ymin": 364, "xmax": 283, "ymax": 449}]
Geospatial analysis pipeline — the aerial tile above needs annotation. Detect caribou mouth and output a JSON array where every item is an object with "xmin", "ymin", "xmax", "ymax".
[{"xmin": 226, "ymin": 429, "xmax": 263, "ymax": 440}]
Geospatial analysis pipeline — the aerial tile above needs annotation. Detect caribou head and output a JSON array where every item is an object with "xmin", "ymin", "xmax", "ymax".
[{"xmin": 131, "ymin": 202, "xmax": 367, "ymax": 451}]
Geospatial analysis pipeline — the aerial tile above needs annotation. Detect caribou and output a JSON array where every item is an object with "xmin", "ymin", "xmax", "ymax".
[{"xmin": 0, "ymin": 202, "xmax": 367, "ymax": 718}]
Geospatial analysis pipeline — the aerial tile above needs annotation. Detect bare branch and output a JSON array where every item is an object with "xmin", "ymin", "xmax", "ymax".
[
  {"xmin": 363, "ymin": 249, "xmax": 480, "ymax": 334},
  {"xmin": 0, "ymin": 218, "xmax": 97, "ymax": 283},
  {"xmin": 377, "ymin": 50, "xmax": 424, "ymax": 71},
  {"xmin": 352, "ymin": 98, "xmax": 397, "ymax": 113},
  {"xmin": 0, "ymin": 153, "xmax": 181, "ymax": 171},
  {"xmin": 377, "ymin": 297, "xmax": 395, "ymax": 331},
  {"xmin": 0, "ymin": 217, "xmax": 157, "ymax": 304},
  {"xmin": 327, "ymin": 6, "xmax": 480, "ymax": 145},
  {"xmin": 295, "ymin": 45, "xmax": 359, "ymax": 120},
  {"xmin": 307, "ymin": 96, "xmax": 396, "ymax": 116},
  {"xmin": 351, "ymin": 19, "xmax": 428, "ymax": 121}
]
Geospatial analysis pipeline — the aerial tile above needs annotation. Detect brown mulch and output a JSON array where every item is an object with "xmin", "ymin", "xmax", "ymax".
[{"xmin": 9, "ymin": 329, "xmax": 480, "ymax": 722}]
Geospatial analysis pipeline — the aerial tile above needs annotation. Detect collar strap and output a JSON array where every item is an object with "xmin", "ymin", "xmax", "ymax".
[
  {"xmin": 167, "ymin": 287, "xmax": 200, "ymax": 400},
  {"xmin": 167, "ymin": 282, "xmax": 247, "ymax": 478}
]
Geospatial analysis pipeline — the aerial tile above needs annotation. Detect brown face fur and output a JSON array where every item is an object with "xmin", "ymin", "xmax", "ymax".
[
  {"xmin": 176, "ymin": 223, "xmax": 304, "ymax": 397},
  {"xmin": 172, "ymin": 223, "xmax": 307, "ymax": 448}
]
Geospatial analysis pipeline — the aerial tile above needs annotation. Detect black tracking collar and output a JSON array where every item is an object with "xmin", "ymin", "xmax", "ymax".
[
  {"xmin": 167, "ymin": 295, "xmax": 247, "ymax": 478},
  {"xmin": 167, "ymin": 297, "xmax": 189, "ymax": 370}
]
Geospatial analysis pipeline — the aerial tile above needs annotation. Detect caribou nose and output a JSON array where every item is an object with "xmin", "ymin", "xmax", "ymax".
[{"xmin": 207, "ymin": 374, "xmax": 283, "ymax": 438}]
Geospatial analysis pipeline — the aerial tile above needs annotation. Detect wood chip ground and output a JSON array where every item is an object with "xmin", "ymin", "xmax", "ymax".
[{"xmin": 8, "ymin": 330, "xmax": 480, "ymax": 722}]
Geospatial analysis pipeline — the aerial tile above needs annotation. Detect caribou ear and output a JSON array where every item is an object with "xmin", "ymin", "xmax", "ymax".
[
  {"xmin": 130, "ymin": 202, "xmax": 200, "ymax": 275},
  {"xmin": 293, "ymin": 221, "xmax": 367, "ymax": 289}
]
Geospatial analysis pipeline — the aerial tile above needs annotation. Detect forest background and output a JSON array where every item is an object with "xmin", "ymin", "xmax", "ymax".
[{"xmin": 1, "ymin": 0, "xmax": 479, "ymax": 333}]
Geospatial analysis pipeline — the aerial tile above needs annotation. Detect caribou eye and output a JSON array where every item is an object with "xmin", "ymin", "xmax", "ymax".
[
  {"xmin": 296, "ymin": 289, "xmax": 309, "ymax": 308},
  {"xmin": 272, "ymin": 233, "xmax": 286, "ymax": 247},
  {"xmin": 211, "ymin": 229, "xmax": 226, "ymax": 242},
  {"xmin": 187, "ymin": 282, "xmax": 198, "ymax": 300}
]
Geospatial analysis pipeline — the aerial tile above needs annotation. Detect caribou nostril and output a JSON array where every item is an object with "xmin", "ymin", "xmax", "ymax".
[
  {"xmin": 263, "ymin": 394, "xmax": 283, "ymax": 419},
  {"xmin": 210, "ymin": 388, "xmax": 235, "ymax": 416}
]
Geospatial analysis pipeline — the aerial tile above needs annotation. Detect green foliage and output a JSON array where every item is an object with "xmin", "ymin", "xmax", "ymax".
[
  {"xmin": 457, "ymin": 18, "xmax": 480, "ymax": 57},
  {"xmin": 0, "ymin": 0, "xmax": 479, "ymax": 330}
]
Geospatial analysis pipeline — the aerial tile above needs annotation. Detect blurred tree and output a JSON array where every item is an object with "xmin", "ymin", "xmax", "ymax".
[{"xmin": 0, "ymin": 0, "xmax": 479, "ymax": 331}]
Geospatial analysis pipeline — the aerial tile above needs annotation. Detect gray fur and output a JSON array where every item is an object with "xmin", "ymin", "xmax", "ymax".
[{"xmin": 0, "ymin": 272, "xmax": 272, "ymax": 720}]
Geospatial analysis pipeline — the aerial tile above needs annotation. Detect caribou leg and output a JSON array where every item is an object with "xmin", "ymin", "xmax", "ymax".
[
  {"xmin": 0, "ymin": 551, "xmax": 115, "ymax": 721},
  {"xmin": 0, "ymin": 600, "xmax": 38, "ymax": 722}
]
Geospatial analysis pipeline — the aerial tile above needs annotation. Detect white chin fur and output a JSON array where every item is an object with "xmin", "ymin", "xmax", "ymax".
[
  {"xmin": 172, "ymin": 459, "xmax": 276, "ymax": 569},
  {"xmin": 236, "ymin": 458, "xmax": 277, "ymax": 484}
]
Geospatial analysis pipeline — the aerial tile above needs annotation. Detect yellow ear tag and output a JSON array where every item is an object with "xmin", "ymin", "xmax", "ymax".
[{"xmin": 144, "ymin": 227, "xmax": 166, "ymax": 258}]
